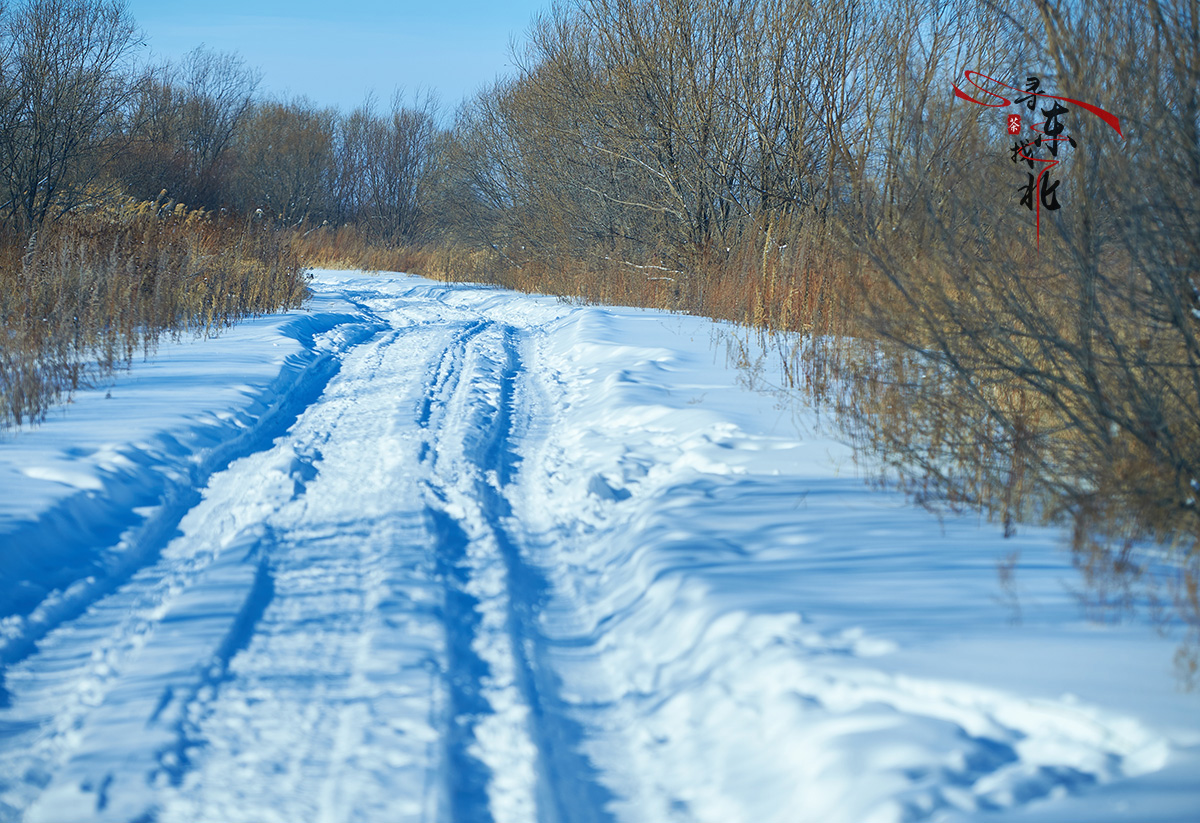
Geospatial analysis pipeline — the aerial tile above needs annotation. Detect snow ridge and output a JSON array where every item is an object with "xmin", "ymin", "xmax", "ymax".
[{"xmin": 0, "ymin": 310, "xmax": 382, "ymax": 695}]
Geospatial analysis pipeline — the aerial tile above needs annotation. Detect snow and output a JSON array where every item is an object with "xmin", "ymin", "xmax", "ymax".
[{"xmin": 0, "ymin": 270, "xmax": 1196, "ymax": 823}]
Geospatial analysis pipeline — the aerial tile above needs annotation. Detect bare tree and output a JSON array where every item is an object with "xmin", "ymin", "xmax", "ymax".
[
  {"xmin": 329, "ymin": 98, "xmax": 374, "ymax": 225},
  {"xmin": 346, "ymin": 92, "xmax": 440, "ymax": 243},
  {"xmin": 838, "ymin": 0, "xmax": 1199, "ymax": 601},
  {"xmin": 174, "ymin": 45, "xmax": 259, "ymax": 207},
  {"xmin": 235, "ymin": 96, "xmax": 336, "ymax": 222},
  {"xmin": 0, "ymin": 0, "xmax": 142, "ymax": 232},
  {"xmin": 115, "ymin": 45, "xmax": 260, "ymax": 209}
]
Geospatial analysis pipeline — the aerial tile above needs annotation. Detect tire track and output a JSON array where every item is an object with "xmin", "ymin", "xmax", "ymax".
[
  {"xmin": 0, "ymin": 446, "xmax": 324, "ymax": 823},
  {"xmin": 0, "ymin": 283, "xmax": 611, "ymax": 823},
  {"xmin": 158, "ymin": 320, "xmax": 454, "ymax": 823},
  {"xmin": 0, "ymin": 312, "xmax": 383, "ymax": 705},
  {"xmin": 420, "ymin": 319, "xmax": 614, "ymax": 823}
]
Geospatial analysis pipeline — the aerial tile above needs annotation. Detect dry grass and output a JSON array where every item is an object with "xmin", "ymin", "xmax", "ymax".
[
  {"xmin": 291, "ymin": 224, "xmax": 429, "ymax": 274},
  {"xmin": 337, "ymin": 215, "xmax": 866, "ymax": 345},
  {"xmin": 0, "ymin": 200, "xmax": 309, "ymax": 429}
]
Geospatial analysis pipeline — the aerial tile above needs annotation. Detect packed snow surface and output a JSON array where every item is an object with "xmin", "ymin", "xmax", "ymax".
[{"xmin": 0, "ymin": 271, "xmax": 1196, "ymax": 823}]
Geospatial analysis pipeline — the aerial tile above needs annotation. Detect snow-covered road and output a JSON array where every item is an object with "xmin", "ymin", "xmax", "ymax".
[{"xmin": 0, "ymin": 272, "xmax": 1196, "ymax": 823}]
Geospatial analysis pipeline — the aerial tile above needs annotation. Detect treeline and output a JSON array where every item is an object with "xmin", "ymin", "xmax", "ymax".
[
  {"xmin": 442, "ymin": 0, "xmax": 1014, "ymax": 263},
  {"xmin": 0, "ymin": 0, "xmax": 441, "ymax": 243},
  {"xmin": 115, "ymin": 53, "xmax": 442, "ymax": 243}
]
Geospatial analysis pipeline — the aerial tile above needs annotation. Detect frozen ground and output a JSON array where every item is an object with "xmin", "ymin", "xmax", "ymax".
[{"xmin": 0, "ymin": 271, "xmax": 1196, "ymax": 823}]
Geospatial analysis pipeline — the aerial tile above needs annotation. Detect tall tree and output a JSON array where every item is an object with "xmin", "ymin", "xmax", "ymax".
[{"xmin": 0, "ymin": 0, "xmax": 141, "ymax": 232}]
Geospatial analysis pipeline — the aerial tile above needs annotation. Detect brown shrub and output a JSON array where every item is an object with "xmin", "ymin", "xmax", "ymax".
[{"xmin": 0, "ymin": 199, "xmax": 309, "ymax": 428}]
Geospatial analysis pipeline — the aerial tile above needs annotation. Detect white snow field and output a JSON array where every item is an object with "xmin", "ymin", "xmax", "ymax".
[{"xmin": 0, "ymin": 271, "xmax": 1196, "ymax": 823}]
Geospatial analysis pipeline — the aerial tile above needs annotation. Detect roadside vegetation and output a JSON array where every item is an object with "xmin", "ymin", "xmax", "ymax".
[
  {"xmin": 0, "ymin": 0, "xmax": 1195, "ymax": 676},
  {"xmin": 0, "ymin": 201, "xmax": 307, "ymax": 426},
  {"xmin": 0, "ymin": 0, "xmax": 308, "ymax": 429},
  {"xmin": 424, "ymin": 0, "xmax": 1199, "ymax": 679}
]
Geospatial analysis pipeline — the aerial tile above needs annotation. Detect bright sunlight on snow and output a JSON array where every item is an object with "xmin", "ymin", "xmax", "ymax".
[{"xmin": 0, "ymin": 272, "xmax": 1196, "ymax": 823}]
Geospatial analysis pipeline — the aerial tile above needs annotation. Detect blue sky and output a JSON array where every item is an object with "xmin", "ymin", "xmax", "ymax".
[{"xmin": 124, "ymin": 1, "xmax": 551, "ymax": 113}]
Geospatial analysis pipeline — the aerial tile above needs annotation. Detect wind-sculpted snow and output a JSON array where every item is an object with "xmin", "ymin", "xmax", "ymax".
[{"xmin": 0, "ymin": 271, "xmax": 1195, "ymax": 822}]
